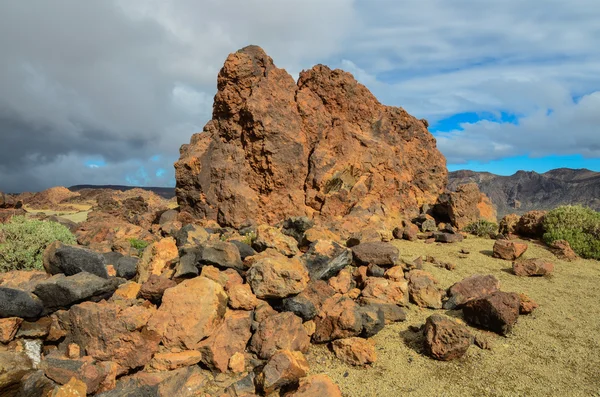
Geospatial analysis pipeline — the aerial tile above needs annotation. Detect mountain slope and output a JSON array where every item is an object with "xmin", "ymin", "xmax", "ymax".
[{"xmin": 448, "ymin": 168, "xmax": 600, "ymax": 217}]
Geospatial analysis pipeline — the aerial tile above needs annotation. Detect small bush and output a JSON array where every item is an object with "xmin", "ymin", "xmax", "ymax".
[
  {"xmin": 0, "ymin": 216, "xmax": 76, "ymax": 271},
  {"xmin": 543, "ymin": 205, "xmax": 600, "ymax": 260},
  {"xmin": 464, "ymin": 219, "xmax": 498, "ymax": 238},
  {"xmin": 241, "ymin": 231, "xmax": 257, "ymax": 246},
  {"xmin": 129, "ymin": 238, "xmax": 149, "ymax": 251}
]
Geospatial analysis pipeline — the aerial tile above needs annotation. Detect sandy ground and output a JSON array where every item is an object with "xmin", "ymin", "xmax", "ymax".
[
  {"xmin": 24, "ymin": 203, "xmax": 92, "ymax": 223},
  {"xmin": 307, "ymin": 237, "xmax": 600, "ymax": 397}
]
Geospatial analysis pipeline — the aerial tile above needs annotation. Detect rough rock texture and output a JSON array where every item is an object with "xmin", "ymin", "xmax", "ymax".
[
  {"xmin": 499, "ymin": 214, "xmax": 520, "ymax": 237},
  {"xmin": 352, "ymin": 242, "xmax": 399, "ymax": 267},
  {"xmin": 406, "ymin": 270, "xmax": 442, "ymax": 309},
  {"xmin": 136, "ymin": 237, "xmax": 179, "ymax": 284},
  {"xmin": 250, "ymin": 312, "xmax": 310, "ymax": 359},
  {"xmin": 331, "ymin": 337, "xmax": 377, "ymax": 366},
  {"xmin": 512, "ymin": 258, "xmax": 554, "ymax": 277},
  {"xmin": 175, "ymin": 45, "xmax": 447, "ymax": 231},
  {"xmin": 463, "ymin": 291, "xmax": 521, "ymax": 336},
  {"xmin": 435, "ymin": 183, "xmax": 497, "ymax": 230},
  {"xmin": 515, "ymin": 210, "xmax": 546, "ymax": 238},
  {"xmin": 0, "ymin": 287, "xmax": 44, "ymax": 319},
  {"xmin": 423, "ymin": 314, "xmax": 472, "ymax": 361},
  {"xmin": 246, "ymin": 250, "xmax": 309, "ymax": 299},
  {"xmin": 444, "ymin": 274, "xmax": 500, "ymax": 310},
  {"xmin": 549, "ymin": 239, "xmax": 578, "ymax": 261},
  {"xmin": 258, "ymin": 350, "xmax": 309, "ymax": 394},
  {"xmin": 493, "ymin": 240, "xmax": 528, "ymax": 261},
  {"xmin": 43, "ymin": 242, "xmax": 108, "ymax": 279},
  {"xmin": 287, "ymin": 374, "xmax": 343, "ymax": 397}
]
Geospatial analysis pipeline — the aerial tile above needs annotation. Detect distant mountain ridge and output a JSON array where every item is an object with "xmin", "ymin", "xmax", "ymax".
[
  {"xmin": 69, "ymin": 185, "xmax": 175, "ymax": 199},
  {"xmin": 448, "ymin": 168, "xmax": 600, "ymax": 217}
]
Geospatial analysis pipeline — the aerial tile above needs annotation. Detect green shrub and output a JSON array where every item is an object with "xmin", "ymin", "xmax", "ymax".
[
  {"xmin": 241, "ymin": 231, "xmax": 257, "ymax": 246},
  {"xmin": 129, "ymin": 238, "xmax": 149, "ymax": 251},
  {"xmin": 0, "ymin": 216, "xmax": 76, "ymax": 271},
  {"xmin": 464, "ymin": 219, "xmax": 498, "ymax": 238},
  {"xmin": 543, "ymin": 205, "xmax": 600, "ymax": 260}
]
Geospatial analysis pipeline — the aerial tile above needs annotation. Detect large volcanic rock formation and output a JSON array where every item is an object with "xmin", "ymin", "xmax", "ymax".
[{"xmin": 175, "ymin": 46, "xmax": 447, "ymax": 230}]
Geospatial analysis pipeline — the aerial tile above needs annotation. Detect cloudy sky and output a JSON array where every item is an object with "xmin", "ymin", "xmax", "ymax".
[{"xmin": 1, "ymin": 0, "xmax": 599, "ymax": 192}]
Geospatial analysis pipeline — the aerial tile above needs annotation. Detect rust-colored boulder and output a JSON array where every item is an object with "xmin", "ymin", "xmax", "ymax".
[
  {"xmin": 281, "ymin": 280, "xmax": 336, "ymax": 321},
  {"xmin": 250, "ymin": 312, "xmax": 310, "ymax": 359},
  {"xmin": 406, "ymin": 270, "xmax": 442, "ymax": 309},
  {"xmin": 197, "ymin": 309, "xmax": 253, "ymax": 372},
  {"xmin": 50, "ymin": 377, "xmax": 87, "ymax": 397},
  {"xmin": 463, "ymin": 291, "xmax": 520, "ymax": 336},
  {"xmin": 516, "ymin": 210, "xmax": 546, "ymax": 238},
  {"xmin": 313, "ymin": 295, "xmax": 363, "ymax": 343},
  {"xmin": 444, "ymin": 274, "xmax": 500, "ymax": 310},
  {"xmin": 512, "ymin": 259, "xmax": 554, "ymax": 277},
  {"xmin": 136, "ymin": 237, "xmax": 178, "ymax": 284},
  {"xmin": 146, "ymin": 276, "xmax": 228, "ymax": 350},
  {"xmin": 42, "ymin": 356, "xmax": 117, "ymax": 394},
  {"xmin": 174, "ymin": 45, "xmax": 447, "ymax": 231},
  {"xmin": 435, "ymin": 183, "xmax": 497, "ymax": 230},
  {"xmin": 331, "ymin": 337, "xmax": 377, "ymax": 366},
  {"xmin": 493, "ymin": 240, "xmax": 528, "ymax": 260},
  {"xmin": 246, "ymin": 250, "xmax": 309, "ymax": 299},
  {"xmin": 360, "ymin": 277, "xmax": 409, "ymax": 306},
  {"xmin": 0, "ymin": 270, "xmax": 50, "ymax": 292},
  {"xmin": 351, "ymin": 242, "xmax": 399, "ymax": 267},
  {"xmin": 549, "ymin": 239, "xmax": 578, "ymax": 261},
  {"xmin": 258, "ymin": 350, "xmax": 309, "ymax": 394},
  {"xmin": 423, "ymin": 314, "xmax": 472, "ymax": 361},
  {"xmin": 286, "ymin": 374, "xmax": 343, "ymax": 397},
  {"xmin": 200, "ymin": 266, "xmax": 243, "ymax": 290},
  {"xmin": 328, "ymin": 268, "xmax": 355, "ymax": 294},
  {"xmin": 499, "ymin": 214, "xmax": 520, "ymax": 238},
  {"xmin": 67, "ymin": 301, "xmax": 160, "ymax": 370}
]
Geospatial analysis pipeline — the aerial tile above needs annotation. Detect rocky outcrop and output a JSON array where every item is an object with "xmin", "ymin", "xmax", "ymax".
[
  {"xmin": 434, "ymin": 183, "xmax": 497, "ymax": 230},
  {"xmin": 175, "ymin": 45, "xmax": 447, "ymax": 231}
]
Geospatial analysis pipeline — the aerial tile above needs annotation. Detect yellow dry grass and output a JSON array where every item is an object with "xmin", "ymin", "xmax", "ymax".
[{"xmin": 307, "ymin": 237, "xmax": 600, "ymax": 397}]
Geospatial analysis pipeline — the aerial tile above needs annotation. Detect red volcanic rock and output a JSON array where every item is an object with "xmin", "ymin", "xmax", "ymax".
[
  {"xmin": 549, "ymin": 239, "xmax": 578, "ymax": 261},
  {"xmin": 175, "ymin": 45, "xmax": 447, "ymax": 231},
  {"xmin": 516, "ymin": 210, "xmax": 546, "ymax": 238},
  {"xmin": 463, "ymin": 291, "xmax": 521, "ymax": 336},
  {"xmin": 423, "ymin": 314, "xmax": 472, "ymax": 361},
  {"xmin": 493, "ymin": 240, "xmax": 528, "ymax": 261},
  {"xmin": 512, "ymin": 258, "xmax": 554, "ymax": 277},
  {"xmin": 435, "ymin": 183, "xmax": 497, "ymax": 230}
]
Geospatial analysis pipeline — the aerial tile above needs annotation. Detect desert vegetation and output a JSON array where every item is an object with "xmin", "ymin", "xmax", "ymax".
[{"xmin": 543, "ymin": 205, "xmax": 600, "ymax": 260}]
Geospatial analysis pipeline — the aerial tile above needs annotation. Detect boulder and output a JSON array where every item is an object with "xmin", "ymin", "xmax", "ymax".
[
  {"xmin": 11, "ymin": 370, "xmax": 56, "ymax": 397},
  {"xmin": 42, "ymin": 356, "xmax": 117, "ymax": 395},
  {"xmin": 174, "ymin": 224, "xmax": 209, "ymax": 248},
  {"xmin": 174, "ymin": 46, "xmax": 447, "ymax": 231},
  {"xmin": 199, "ymin": 241, "xmax": 244, "ymax": 270},
  {"xmin": 280, "ymin": 280, "xmax": 336, "ymax": 320},
  {"xmin": 33, "ymin": 272, "xmax": 121, "ymax": 313},
  {"xmin": 516, "ymin": 210, "xmax": 546, "ymax": 238},
  {"xmin": 286, "ymin": 374, "xmax": 343, "ymax": 397},
  {"xmin": 197, "ymin": 309, "xmax": 253, "ymax": 372},
  {"xmin": 68, "ymin": 301, "xmax": 161, "ymax": 369},
  {"xmin": 434, "ymin": 183, "xmax": 497, "ymax": 230},
  {"xmin": 253, "ymin": 225, "xmax": 300, "ymax": 257},
  {"xmin": 136, "ymin": 237, "xmax": 178, "ymax": 284},
  {"xmin": 138, "ymin": 275, "xmax": 177, "ymax": 304},
  {"xmin": 433, "ymin": 232, "xmax": 464, "ymax": 243},
  {"xmin": 230, "ymin": 240, "xmax": 256, "ymax": 260},
  {"xmin": 200, "ymin": 266, "xmax": 243, "ymax": 290},
  {"xmin": 246, "ymin": 250, "xmax": 309, "ymax": 299},
  {"xmin": 327, "ymin": 268, "xmax": 356, "ymax": 294},
  {"xmin": 361, "ymin": 277, "xmax": 409, "ymax": 306},
  {"xmin": 313, "ymin": 295, "xmax": 363, "ymax": 343},
  {"xmin": 0, "ymin": 288, "xmax": 43, "ymax": 319},
  {"xmin": 352, "ymin": 242, "xmax": 399, "ymax": 267},
  {"xmin": 463, "ymin": 291, "xmax": 520, "ymax": 335},
  {"xmin": 43, "ymin": 242, "xmax": 108, "ymax": 279},
  {"xmin": 358, "ymin": 298, "xmax": 405, "ymax": 325},
  {"xmin": 114, "ymin": 257, "xmax": 138, "ymax": 280},
  {"xmin": 423, "ymin": 314, "xmax": 472, "ymax": 361},
  {"xmin": 444, "ymin": 274, "xmax": 500, "ymax": 310},
  {"xmin": 147, "ymin": 276, "xmax": 228, "ymax": 350},
  {"xmin": 512, "ymin": 258, "xmax": 554, "ymax": 277},
  {"xmin": 302, "ymin": 240, "xmax": 352, "ymax": 280},
  {"xmin": 493, "ymin": 240, "xmax": 528, "ymax": 261},
  {"xmin": 250, "ymin": 312, "xmax": 310, "ymax": 359},
  {"xmin": 406, "ymin": 270, "xmax": 442, "ymax": 309},
  {"xmin": 0, "ymin": 270, "xmax": 50, "ymax": 292},
  {"xmin": 331, "ymin": 337, "xmax": 376, "ymax": 366},
  {"xmin": 258, "ymin": 350, "xmax": 309, "ymax": 394},
  {"xmin": 549, "ymin": 239, "xmax": 578, "ymax": 261},
  {"xmin": 402, "ymin": 223, "xmax": 419, "ymax": 241},
  {"xmin": 173, "ymin": 248, "xmax": 200, "ymax": 279}
]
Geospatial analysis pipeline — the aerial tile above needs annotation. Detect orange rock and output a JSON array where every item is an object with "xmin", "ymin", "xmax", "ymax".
[
  {"xmin": 111, "ymin": 281, "xmax": 142, "ymax": 300},
  {"xmin": 50, "ymin": 377, "xmax": 87, "ymax": 397},
  {"xmin": 197, "ymin": 309, "xmax": 253, "ymax": 372},
  {"xmin": 519, "ymin": 293, "xmax": 539, "ymax": 314},
  {"xmin": 437, "ymin": 184, "xmax": 497, "ymax": 230},
  {"xmin": 331, "ymin": 337, "xmax": 377, "ymax": 366},
  {"xmin": 259, "ymin": 350, "xmax": 309, "ymax": 394},
  {"xmin": 227, "ymin": 283, "xmax": 258, "ymax": 310},
  {"xmin": 228, "ymin": 352, "xmax": 245, "ymax": 373},
  {"xmin": 246, "ymin": 250, "xmax": 309, "ymax": 299},
  {"xmin": 106, "ymin": 265, "xmax": 117, "ymax": 277},
  {"xmin": 513, "ymin": 258, "xmax": 554, "ymax": 277},
  {"xmin": 254, "ymin": 225, "xmax": 300, "ymax": 257},
  {"xmin": 406, "ymin": 270, "xmax": 442, "ymax": 309},
  {"xmin": 328, "ymin": 268, "xmax": 355, "ymax": 294},
  {"xmin": 550, "ymin": 239, "xmax": 578, "ymax": 261},
  {"xmin": 313, "ymin": 295, "xmax": 363, "ymax": 343},
  {"xmin": 147, "ymin": 276, "xmax": 228, "ymax": 350},
  {"xmin": 174, "ymin": 46, "xmax": 447, "ymax": 231},
  {"xmin": 146, "ymin": 350, "xmax": 202, "ymax": 372},
  {"xmin": 136, "ymin": 237, "xmax": 178, "ymax": 284},
  {"xmin": 360, "ymin": 277, "xmax": 409, "ymax": 305},
  {"xmin": 67, "ymin": 344, "xmax": 80, "ymax": 359},
  {"xmin": 384, "ymin": 266, "xmax": 405, "ymax": 282},
  {"xmin": 200, "ymin": 266, "xmax": 243, "ymax": 290},
  {"xmin": 286, "ymin": 374, "xmax": 343, "ymax": 397},
  {"xmin": 0, "ymin": 317, "xmax": 22, "ymax": 343},
  {"xmin": 250, "ymin": 312, "xmax": 310, "ymax": 359},
  {"xmin": 0, "ymin": 270, "xmax": 50, "ymax": 291},
  {"xmin": 493, "ymin": 240, "xmax": 528, "ymax": 261}
]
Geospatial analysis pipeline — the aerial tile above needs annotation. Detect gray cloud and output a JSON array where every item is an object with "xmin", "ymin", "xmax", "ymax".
[{"xmin": 0, "ymin": 0, "xmax": 599, "ymax": 192}]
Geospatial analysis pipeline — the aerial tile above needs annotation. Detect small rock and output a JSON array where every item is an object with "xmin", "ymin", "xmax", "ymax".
[
  {"xmin": 111, "ymin": 281, "xmax": 142, "ymax": 301},
  {"xmin": 463, "ymin": 291, "xmax": 520, "ymax": 336},
  {"xmin": 549, "ymin": 239, "xmax": 578, "ymax": 261},
  {"xmin": 473, "ymin": 334, "xmax": 492, "ymax": 350},
  {"xmin": 146, "ymin": 350, "xmax": 202, "ymax": 372},
  {"xmin": 423, "ymin": 314, "xmax": 472, "ymax": 361},
  {"xmin": 253, "ymin": 225, "xmax": 300, "ymax": 257},
  {"xmin": 0, "ymin": 287, "xmax": 43, "ymax": 319},
  {"xmin": 282, "ymin": 216, "xmax": 315, "ymax": 243},
  {"xmin": 328, "ymin": 268, "xmax": 356, "ymax": 294},
  {"xmin": 434, "ymin": 232, "xmax": 464, "ymax": 243},
  {"xmin": 258, "ymin": 350, "xmax": 309, "ymax": 394},
  {"xmin": 138, "ymin": 275, "xmax": 177, "ymax": 304},
  {"xmin": 230, "ymin": 240, "xmax": 256, "ymax": 260},
  {"xmin": 174, "ymin": 224, "xmax": 209, "ymax": 248},
  {"xmin": 286, "ymin": 374, "xmax": 343, "ymax": 397},
  {"xmin": 444, "ymin": 274, "xmax": 500, "ymax": 310},
  {"xmin": 352, "ymin": 242, "xmax": 399, "ymax": 267},
  {"xmin": 280, "ymin": 280, "xmax": 335, "ymax": 321},
  {"xmin": 200, "ymin": 265, "xmax": 243, "ymax": 290},
  {"xmin": 367, "ymin": 263, "xmax": 385, "ymax": 277},
  {"xmin": 114, "ymin": 257, "xmax": 138, "ymax": 280},
  {"xmin": 332, "ymin": 337, "xmax": 376, "ymax": 366},
  {"xmin": 0, "ymin": 317, "xmax": 22, "ymax": 343},
  {"xmin": 493, "ymin": 240, "xmax": 528, "ymax": 261},
  {"xmin": 361, "ymin": 277, "xmax": 409, "ymax": 306},
  {"xmin": 16, "ymin": 316, "xmax": 53, "ymax": 338},
  {"xmin": 137, "ymin": 237, "xmax": 179, "ymax": 284},
  {"xmin": 358, "ymin": 298, "xmax": 405, "ymax": 325},
  {"xmin": 519, "ymin": 293, "xmax": 539, "ymax": 314},
  {"xmin": 67, "ymin": 344, "xmax": 80, "ymax": 359},
  {"xmin": 50, "ymin": 377, "xmax": 87, "ymax": 397},
  {"xmin": 421, "ymin": 219, "xmax": 437, "ymax": 232},
  {"xmin": 406, "ymin": 270, "xmax": 442, "ymax": 309},
  {"xmin": 228, "ymin": 352, "xmax": 245, "ymax": 373},
  {"xmin": 302, "ymin": 240, "xmax": 352, "ymax": 280},
  {"xmin": 313, "ymin": 295, "xmax": 363, "ymax": 343},
  {"xmin": 512, "ymin": 258, "xmax": 554, "ymax": 277},
  {"xmin": 227, "ymin": 283, "xmax": 259, "ymax": 310}
]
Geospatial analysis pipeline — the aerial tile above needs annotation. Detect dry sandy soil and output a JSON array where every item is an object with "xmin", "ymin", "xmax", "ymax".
[{"xmin": 308, "ymin": 237, "xmax": 600, "ymax": 397}]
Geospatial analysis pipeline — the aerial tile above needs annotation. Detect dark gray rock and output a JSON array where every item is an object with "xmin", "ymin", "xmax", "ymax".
[
  {"xmin": 358, "ymin": 298, "xmax": 407, "ymax": 323},
  {"xmin": 358, "ymin": 304, "xmax": 385, "ymax": 337},
  {"xmin": 11, "ymin": 370, "xmax": 56, "ymax": 397},
  {"xmin": 421, "ymin": 219, "xmax": 437, "ymax": 232},
  {"xmin": 199, "ymin": 241, "xmax": 243, "ymax": 269},
  {"xmin": 158, "ymin": 209, "xmax": 178, "ymax": 225},
  {"xmin": 174, "ymin": 247, "xmax": 200, "ymax": 279},
  {"xmin": 352, "ymin": 242, "xmax": 399, "ymax": 267},
  {"xmin": 115, "ymin": 257, "xmax": 138, "ymax": 280},
  {"xmin": 302, "ymin": 241, "xmax": 352, "ymax": 280},
  {"xmin": 0, "ymin": 288, "xmax": 43, "ymax": 319},
  {"xmin": 33, "ymin": 272, "xmax": 122, "ymax": 313},
  {"xmin": 45, "ymin": 244, "xmax": 108, "ymax": 279},
  {"xmin": 434, "ymin": 232, "xmax": 464, "ymax": 243},
  {"xmin": 280, "ymin": 281, "xmax": 335, "ymax": 321},
  {"xmin": 102, "ymin": 251, "xmax": 124, "ymax": 266},
  {"xmin": 230, "ymin": 240, "xmax": 256, "ymax": 260},
  {"xmin": 367, "ymin": 264, "xmax": 385, "ymax": 278},
  {"xmin": 96, "ymin": 378, "xmax": 158, "ymax": 397},
  {"xmin": 282, "ymin": 216, "xmax": 314, "ymax": 243},
  {"xmin": 463, "ymin": 291, "xmax": 520, "ymax": 336}
]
